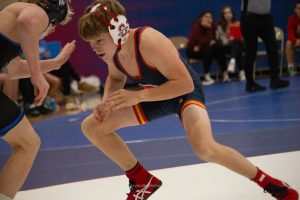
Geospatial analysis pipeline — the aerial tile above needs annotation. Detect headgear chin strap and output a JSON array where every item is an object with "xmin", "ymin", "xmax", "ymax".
[{"xmin": 90, "ymin": 3, "xmax": 130, "ymax": 48}]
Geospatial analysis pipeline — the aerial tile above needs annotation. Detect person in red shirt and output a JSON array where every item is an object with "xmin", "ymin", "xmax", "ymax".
[
  {"xmin": 286, "ymin": 0, "xmax": 300, "ymax": 76},
  {"xmin": 186, "ymin": 11, "xmax": 227, "ymax": 85}
]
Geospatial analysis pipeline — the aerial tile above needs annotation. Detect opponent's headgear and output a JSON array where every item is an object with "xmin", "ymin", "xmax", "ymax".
[
  {"xmin": 42, "ymin": 0, "xmax": 69, "ymax": 26},
  {"xmin": 90, "ymin": 3, "xmax": 130, "ymax": 48}
]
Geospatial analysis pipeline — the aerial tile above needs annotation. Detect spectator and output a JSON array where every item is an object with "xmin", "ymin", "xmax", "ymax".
[
  {"xmin": 217, "ymin": 5, "xmax": 246, "ymax": 81},
  {"xmin": 50, "ymin": 60, "xmax": 98, "ymax": 96},
  {"xmin": 240, "ymin": 0, "xmax": 289, "ymax": 92},
  {"xmin": 286, "ymin": 0, "xmax": 300, "ymax": 76},
  {"xmin": 39, "ymin": 40, "xmax": 98, "ymax": 96},
  {"xmin": 187, "ymin": 11, "xmax": 229, "ymax": 85},
  {"xmin": 50, "ymin": 60, "xmax": 98, "ymax": 110}
]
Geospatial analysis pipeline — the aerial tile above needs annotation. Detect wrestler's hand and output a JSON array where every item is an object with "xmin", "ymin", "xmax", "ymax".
[
  {"xmin": 105, "ymin": 89, "xmax": 141, "ymax": 111},
  {"xmin": 31, "ymin": 73, "xmax": 49, "ymax": 105},
  {"xmin": 54, "ymin": 40, "xmax": 76, "ymax": 68},
  {"xmin": 93, "ymin": 102, "xmax": 111, "ymax": 122}
]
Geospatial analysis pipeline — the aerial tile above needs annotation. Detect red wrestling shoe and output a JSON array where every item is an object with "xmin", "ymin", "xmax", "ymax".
[
  {"xmin": 252, "ymin": 168, "xmax": 299, "ymax": 200},
  {"xmin": 264, "ymin": 181, "xmax": 299, "ymax": 200},
  {"xmin": 126, "ymin": 175, "xmax": 162, "ymax": 200},
  {"xmin": 125, "ymin": 162, "xmax": 162, "ymax": 200}
]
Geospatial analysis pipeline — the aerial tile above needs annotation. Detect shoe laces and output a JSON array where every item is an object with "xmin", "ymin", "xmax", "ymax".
[
  {"xmin": 264, "ymin": 183, "xmax": 288, "ymax": 199},
  {"xmin": 127, "ymin": 180, "xmax": 136, "ymax": 195}
]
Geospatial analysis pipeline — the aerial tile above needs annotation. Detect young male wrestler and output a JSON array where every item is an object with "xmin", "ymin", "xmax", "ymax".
[{"xmin": 78, "ymin": 1, "xmax": 299, "ymax": 199}]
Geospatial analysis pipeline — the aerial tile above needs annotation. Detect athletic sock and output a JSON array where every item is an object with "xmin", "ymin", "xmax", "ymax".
[
  {"xmin": 125, "ymin": 162, "xmax": 151, "ymax": 183},
  {"xmin": 251, "ymin": 167, "xmax": 282, "ymax": 188}
]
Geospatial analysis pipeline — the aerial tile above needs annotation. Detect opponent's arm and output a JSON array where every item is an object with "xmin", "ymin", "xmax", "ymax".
[
  {"xmin": 16, "ymin": 4, "xmax": 48, "ymax": 78},
  {"xmin": 7, "ymin": 40, "xmax": 76, "ymax": 79},
  {"xmin": 16, "ymin": 4, "xmax": 50, "ymax": 104}
]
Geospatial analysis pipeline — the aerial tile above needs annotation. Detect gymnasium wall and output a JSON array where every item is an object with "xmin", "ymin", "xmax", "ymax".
[{"xmin": 43, "ymin": 0, "xmax": 295, "ymax": 81}]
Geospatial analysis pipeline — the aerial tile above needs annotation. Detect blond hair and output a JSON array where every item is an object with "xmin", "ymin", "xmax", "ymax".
[
  {"xmin": 78, "ymin": 0, "xmax": 126, "ymax": 41},
  {"xmin": 19, "ymin": 0, "xmax": 74, "ymax": 25}
]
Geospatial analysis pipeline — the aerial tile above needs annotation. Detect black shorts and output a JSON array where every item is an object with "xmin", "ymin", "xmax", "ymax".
[
  {"xmin": 132, "ymin": 81, "xmax": 205, "ymax": 124},
  {"xmin": 0, "ymin": 91, "xmax": 24, "ymax": 137}
]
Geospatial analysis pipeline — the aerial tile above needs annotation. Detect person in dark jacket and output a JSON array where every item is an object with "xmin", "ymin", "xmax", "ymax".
[{"xmin": 187, "ymin": 11, "xmax": 228, "ymax": 85}]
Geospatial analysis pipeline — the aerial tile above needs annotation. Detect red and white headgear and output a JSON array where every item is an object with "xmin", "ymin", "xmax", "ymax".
[{"xmin": 90, "ymin": 3, "xmax": 130, "ymax": 48}]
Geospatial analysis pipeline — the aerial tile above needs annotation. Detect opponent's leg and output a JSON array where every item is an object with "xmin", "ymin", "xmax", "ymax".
[{"xmin": 0, "ymin": 117, "xmax": 40, "ymax": 199}]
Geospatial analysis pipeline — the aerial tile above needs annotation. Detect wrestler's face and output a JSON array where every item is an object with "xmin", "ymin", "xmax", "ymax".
[{"xmin": 89, "ymin": 32, "xmax": 117, "ymax": 62}]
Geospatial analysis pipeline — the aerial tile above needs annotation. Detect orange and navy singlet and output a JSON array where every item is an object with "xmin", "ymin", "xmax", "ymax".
[{"xmin": 113, "ymin": 27, "xmax": 206, "ymax": 124}]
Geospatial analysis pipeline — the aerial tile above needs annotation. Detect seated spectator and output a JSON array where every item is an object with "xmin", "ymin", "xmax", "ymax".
[
  {"xmin": 41, "ymin": 41, "xmax": 98, "ymax": 110},
  {"xmin": 50, "ymin": 60, "xmax": 99, "ymax": 110},
  {"xmin": 286, "ymin": 0, "xmax": 300, "ymax": 76},
  {"xmin": 40, "ymin": 40, "xmax": 98, "ymax": 95},
  {"xmin": 217, "ymin": 5, "xmax": 246, "ymax": 81},
  {"xmin": 186, "ymin": 11, "xmax": 229, "ymax": 85},
  {"xmin": 50, "ymin": 60, "xmax": 98, "ymax": 96}
]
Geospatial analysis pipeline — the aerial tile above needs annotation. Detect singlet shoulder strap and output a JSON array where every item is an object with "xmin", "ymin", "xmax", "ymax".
[
  {"xmin": 133, "ymin": 26, "xmax": 157, "ymax": 71},
  {"xmin": 134, "ymin": 27, "xmax": 150, "ymax": 61}
]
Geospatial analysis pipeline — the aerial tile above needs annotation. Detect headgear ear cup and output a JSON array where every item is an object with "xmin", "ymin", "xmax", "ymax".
[
  {"xmin": 109, "ymin": 15, "xmax": 129, "ymax": 46},
  {"xmin": 90, "ymin": 3, "xmax": 130, "ymax": 47}
]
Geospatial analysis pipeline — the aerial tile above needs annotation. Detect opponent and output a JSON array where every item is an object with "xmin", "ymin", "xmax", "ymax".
[
  {"xmin": 78, "ymin": 0, "xmax": 299, "ymax": 199},
  {"xmin": 0, "ymin": 0, "xmax": 75, "ymax": 199}
]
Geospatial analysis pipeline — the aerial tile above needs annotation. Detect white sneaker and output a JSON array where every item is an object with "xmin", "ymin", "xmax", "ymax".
[
  {"xmin": 288, "ymin": 66, "xmax": 297, "ymax": 76},
  {"xmin": 239, "ymin": 70, "xmax": 246, "ymax": 81},
  {"xmin": 202, "ymin": 80, "xmax": 215, "ymax": 85},
  {"xmin": 203, "ymin": 73, "xmax": 215, "ymax": 85},
  {"xmin": 223, "ymin": 71, "xmax": 231, "ymax": 82},
  {"xmin": 227, "ymin": 58, "xmax": 236, "ymax": 73}
]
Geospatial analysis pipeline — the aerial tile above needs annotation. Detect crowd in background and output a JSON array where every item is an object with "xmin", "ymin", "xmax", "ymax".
[
  {"xmin": 0, "ymin": 40, "xmax": 99, "ymax": 117},
  {"xmin": 186, "ymin": 1, "xmax": 300, "ymax": 89}
]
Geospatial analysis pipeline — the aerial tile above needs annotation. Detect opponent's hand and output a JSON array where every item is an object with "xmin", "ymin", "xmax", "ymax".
[
  {"xmin": 105, "ymin": 89, "xmax": 141, "ymax": 111},
  {"xmin": 31, "ymin": 73, "xmax": 49, "ymax": 105},
  {"xmin": 93, "ymin": 103, "xmax": 111, "ymax": 122},
  {"xmin": 54, "ymin": 40, "xmax": 76, "ymax": 68}
]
